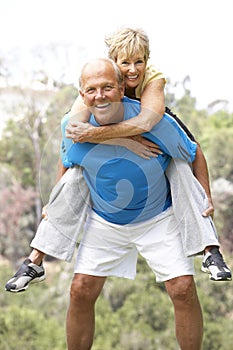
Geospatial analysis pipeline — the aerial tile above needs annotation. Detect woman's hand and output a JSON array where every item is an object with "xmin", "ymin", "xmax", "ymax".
[
  {"xmin": 41, "ymin": 205, "xmax": 48, "ymax": 220},
  {"xmin": 66, "ymin": 122, "xmax": 94, "ymax": 143},
  {"xmin": 202, "ymin": 197, "xmax": 214, "ymax": 219},
  {"xmin": 65, "ymin": 121, "xmax": 162, "ymax": 159},
  {"xmin": 124, "ymin": 135, "xmax": 162, "ymax": 159}
]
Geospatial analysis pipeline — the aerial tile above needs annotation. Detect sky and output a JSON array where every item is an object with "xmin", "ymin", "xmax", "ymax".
[{"xmin": 1, "ymin": 0, "xmax": 233, "ymax": 110}]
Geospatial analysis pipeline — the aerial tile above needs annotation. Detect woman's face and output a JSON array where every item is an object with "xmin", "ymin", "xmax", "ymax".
[{"xmin": 116, "ymin": 52, "xmax": 146, "ymax": 90}]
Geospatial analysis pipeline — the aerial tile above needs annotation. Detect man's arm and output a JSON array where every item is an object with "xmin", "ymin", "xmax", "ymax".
[
  {"xmin": 66, "ymin": 79, "xmax": 165, "ymax": 143},
  {"xmin": 192, "ymin": 143, "xmax": 214, "ymax": 217}
]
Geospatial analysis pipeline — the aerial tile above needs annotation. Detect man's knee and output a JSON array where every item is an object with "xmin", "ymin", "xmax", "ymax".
[
  {"xmin": 69, "ymin": 273, "xmax": 105, "ymax": 305},
  {"xmin": 165, "ymin": 275, "xmax": 196, "ymax": 303}
]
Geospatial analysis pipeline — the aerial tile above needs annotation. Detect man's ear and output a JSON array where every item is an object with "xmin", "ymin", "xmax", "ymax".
[
  {"xmin": 120, "ymin": 83, "xmax": 125, "ymax": 98},
  {"xmin": 79, "ymin": 90, "xmax": 84, "ymax": 99}
]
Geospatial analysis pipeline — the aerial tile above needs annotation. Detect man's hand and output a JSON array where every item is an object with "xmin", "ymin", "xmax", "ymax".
[{"xmin": 66, "ymin": 122, "xmax": 95, "ymax": 143}]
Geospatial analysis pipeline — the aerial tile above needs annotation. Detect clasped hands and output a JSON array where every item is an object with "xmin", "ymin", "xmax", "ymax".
[
  {"xmin": 65, "ymin": 121, "xmax": 162, "ymax": 159},
  {"xmin": 66, "ymin": 121, "xmax": 94, "ymax": 143}
]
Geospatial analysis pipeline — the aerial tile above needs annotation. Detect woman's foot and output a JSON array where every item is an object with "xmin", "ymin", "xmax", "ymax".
[
  {"xmin": 202, "ymin": 247, "xmax": 232, "ymax": 281},
  {"xmin": 5, "ymin": 259, "xmax": 45, "ymax": 292}
]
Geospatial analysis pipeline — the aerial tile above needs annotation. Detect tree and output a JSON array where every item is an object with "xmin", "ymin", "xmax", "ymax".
[
  {"xmin": 0, "ymin": 182, "xmax": 36, "ymax": 263},
  {"xmin": 165, "ymin": 76, "xmax": 207, "ymax": 138},
  {"xmin": 212, "ymin": 178, "xmax": 233, "ymax": 251},
  {"xmin": 202, "ymin": 127, "xmax": 233, "ymax": 182}
]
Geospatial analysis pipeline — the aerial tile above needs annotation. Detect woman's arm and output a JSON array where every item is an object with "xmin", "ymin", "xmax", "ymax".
[
  {"xmin": 67, "ymin": 86, "xmax": 163, "ymax": 157},
  {"xmin": 68, "ymin": 82, "xmax": 214, "ymax": 217},
  {"xmin": 102, "ymin": 135, "xmax": 161, "ymax": 159},
  {"xmin": 55, "ymin": 158, "xmax": 69, "ymax": 183},
  {"xmin": 66, "ymin": 78, "xmax": 165, "ymax": 143},
  {"xmin": 69, "ymin": 94, "xmax": 91, "ymax": 122}
]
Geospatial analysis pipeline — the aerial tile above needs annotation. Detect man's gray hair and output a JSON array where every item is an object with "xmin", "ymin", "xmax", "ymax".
[{"xmin": 79, "ymin": 58, "xmax": 124, "ymax": 91}]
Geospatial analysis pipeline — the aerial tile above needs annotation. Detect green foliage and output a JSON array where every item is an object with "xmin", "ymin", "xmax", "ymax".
[
  {"xmin": 0, "ymin": 263, "xmax": 64, "ymax": 349},
  {"xmin": 46, "ymin": 85, "xmax": 78, "ymax": 122},
  {"xmin": 0, "ymin": 118, "xmax": 37, "ymax": 186},
  {"xmin": 0, "ymin": 184, "xmax": 36, "ymax": 261},
  {"xmin": 0, "ymin": 306, "xmax": 66, "ymax": 350},
  {"xmin": 94, "ymin": 261, "xmax": 175, "ymax": 349},
  {"xmin": 0, "ymin": 75, "xmax": 233, "ymax": 349},
  {"xmin": 195, "ymin": 258, "xmax": 233, "ymax": 350},
  {"xmin": 165, "ymin": 77, "xmax": 206, "ymax": 139},
  {"xmin": 199, "ymin": 112, "xmax": 233, "ymax": 182},
  {"xmin": 0, "ymin": 84, "xmax": 78, "ymax": 259},
  {"xmin": 1, "ymin": 257, "xmax": 233, "ymax": 350},
  {"xmin": 38, "ymin": 85, "xmax": 78, "ymax": 204},
  {"xmin": 0, "ymin": 85, "xmax": 77, "ymax": 190}
]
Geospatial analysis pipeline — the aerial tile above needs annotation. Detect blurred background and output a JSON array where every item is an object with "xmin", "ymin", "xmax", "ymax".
[{"xmin": 0, "ymin": 1, "xmax": 232, "ymax": 349}]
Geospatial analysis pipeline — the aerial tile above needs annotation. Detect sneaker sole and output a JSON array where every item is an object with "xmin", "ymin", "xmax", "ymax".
[
  {"xmin": 5, "ymin": 275, "xmax": 46, "ymax": 293},
  {"xmin": 201, "ymin": 266, "xmax": 232, "ymax": 281},
  {"xmin": 209, "ymin": 276, "xmax": 232, "ymax": 282}
]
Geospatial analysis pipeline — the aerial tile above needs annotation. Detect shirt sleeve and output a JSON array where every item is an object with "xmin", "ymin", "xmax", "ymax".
[
  {"xmin": 143, "ymin": 113, "xmax": 197, "ymax": 162},
  {"xmin": 135, "ymin": 63, "xmax": 166, "ymax": 99},
  {"xmin": 60, "ymin": 112, "xmax": 74, "ymax": 168},
  {"xmin": 165, "ymin": 107, "xmax": 196, "ymax": 142}
]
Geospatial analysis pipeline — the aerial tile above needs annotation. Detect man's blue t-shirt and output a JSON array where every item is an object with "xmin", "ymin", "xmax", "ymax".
[{"xmin": 61, "ymin": 97, "xmax": 197, "ymax": 225}]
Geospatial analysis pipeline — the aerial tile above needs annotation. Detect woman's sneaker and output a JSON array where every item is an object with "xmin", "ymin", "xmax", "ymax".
[
  {"xmin": 5, "ymin": 259, "xmax": 45, "ymax": 292},
  {"xmin": 202, "ymin": 247, "xmax": 232, "ymax": 281}
]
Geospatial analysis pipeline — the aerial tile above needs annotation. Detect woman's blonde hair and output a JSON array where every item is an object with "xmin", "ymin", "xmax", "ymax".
[{"xmin": 105, "ymin": 27, "xmax": 150, "ymax": 63}]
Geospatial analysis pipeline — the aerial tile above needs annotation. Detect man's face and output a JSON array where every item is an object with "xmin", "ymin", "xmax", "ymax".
[{"xmin": 80, "ymin": 61, "xmax": 125, "ymax": 125}]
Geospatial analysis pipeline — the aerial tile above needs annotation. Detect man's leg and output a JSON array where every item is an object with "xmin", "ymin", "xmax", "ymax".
[
  {"xmin": 165, "ymin": 275, "xmax": 203, "ymax": 350},
  {"xmin": 66, "ymin": 273, "xmax": 106, "ymax": 350}
]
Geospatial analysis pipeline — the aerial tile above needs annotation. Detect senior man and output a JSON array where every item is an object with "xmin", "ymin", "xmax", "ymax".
[{"xmin": 62, "ymin": 58, "xmax": 203, "ymax": 350}]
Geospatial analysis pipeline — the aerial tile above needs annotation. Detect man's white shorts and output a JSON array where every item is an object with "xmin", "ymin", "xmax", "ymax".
[{"xmin": 74, "ymin": 207, "xmax": 195, "ymax": 283}]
